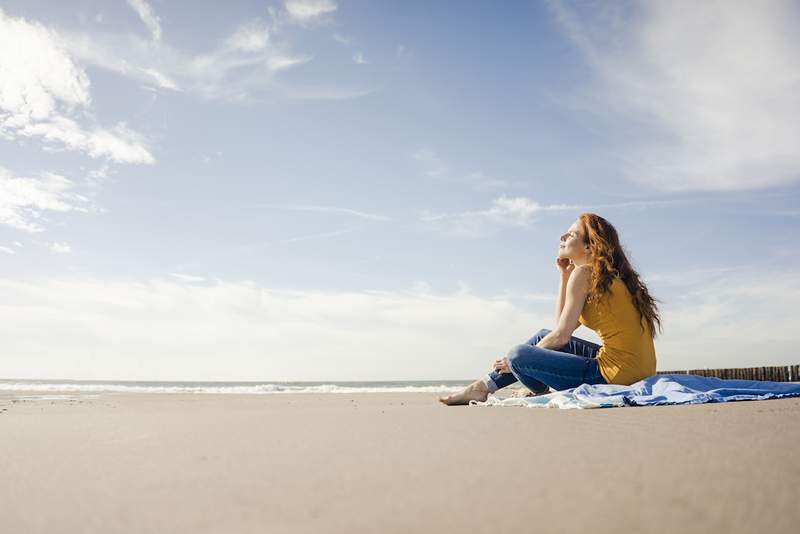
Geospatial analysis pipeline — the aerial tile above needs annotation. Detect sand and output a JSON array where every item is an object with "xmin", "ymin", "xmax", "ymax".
[{"xmin": 1, "ymin": 390, "xmax": 799, "ymax": 533}]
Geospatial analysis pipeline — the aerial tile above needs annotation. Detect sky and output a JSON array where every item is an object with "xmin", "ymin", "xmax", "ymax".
[{"xmin": 1, "ymin": 0, "xmax": 799, "ymax": 382}]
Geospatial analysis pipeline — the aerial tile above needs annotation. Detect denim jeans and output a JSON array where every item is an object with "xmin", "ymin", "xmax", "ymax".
[{"xmin": 483, "ymin": 328, "xmax": 609, "ymax": 393}]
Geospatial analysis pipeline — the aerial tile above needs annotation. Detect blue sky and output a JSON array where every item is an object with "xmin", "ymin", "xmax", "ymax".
[{"xmin": 1, "ymin": 0, "xmax": 799, "ymax": 382}]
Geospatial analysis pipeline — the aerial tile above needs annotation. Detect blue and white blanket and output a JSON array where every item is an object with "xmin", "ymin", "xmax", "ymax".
[{"xmin": 469, "ymin": 373, "xmax": 800, "ymax": 409}]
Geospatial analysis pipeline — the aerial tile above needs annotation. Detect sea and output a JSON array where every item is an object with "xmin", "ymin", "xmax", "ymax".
[{"xmin": 0, "ymin": 378, "xmax": 470, "ymax": 396}]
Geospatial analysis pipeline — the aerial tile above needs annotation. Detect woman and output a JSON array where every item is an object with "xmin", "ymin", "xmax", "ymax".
[{"xmin": 439, "ymin": 213, "xmax": 662, "ymax": 406}]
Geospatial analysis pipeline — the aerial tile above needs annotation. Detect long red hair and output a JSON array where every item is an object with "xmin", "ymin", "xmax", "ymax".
[{"xmin": 577, "ymin": 213, "xmax": 663, "ymax": 339}]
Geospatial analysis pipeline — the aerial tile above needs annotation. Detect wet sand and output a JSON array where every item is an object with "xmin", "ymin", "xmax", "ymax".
[{"xmin": 1, "ymin": 390, "xmax": 798, "ymax": 533}]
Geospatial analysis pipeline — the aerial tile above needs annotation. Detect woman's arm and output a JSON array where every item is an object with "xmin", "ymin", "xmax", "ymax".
[
  {"xmin": 541, "ymin": 265, "xmax": 591, "ymax": 350},
  {"xmin": 554, "ymin": 271, "xmax": 570, "ymax": 326}
]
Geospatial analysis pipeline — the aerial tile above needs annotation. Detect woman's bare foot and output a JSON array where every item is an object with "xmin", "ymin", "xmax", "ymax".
[{"xmin": 438, "ymin": 379, "xmax": 489, "ymax": 406}]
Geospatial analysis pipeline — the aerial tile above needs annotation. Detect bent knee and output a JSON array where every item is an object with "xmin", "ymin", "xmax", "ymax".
[
  {"xmin": 507, "ymin": 343, "xmax": 534, "ymax": 366},
  {"xmin": 536, "ymin": 328, "xmax": 551, "ymax": 338}
]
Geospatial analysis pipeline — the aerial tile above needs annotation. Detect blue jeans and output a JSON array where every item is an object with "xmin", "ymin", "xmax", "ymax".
[{"xmin": 484, "ymin": 328, "xmax": 609, "ymax": 393}]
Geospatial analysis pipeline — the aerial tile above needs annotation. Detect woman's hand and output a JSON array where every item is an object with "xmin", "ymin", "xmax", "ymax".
[
  {"xmin": 556, "ymin": 257, "xmax": 575, "ymax": 276},
  {"xmin": 494, "ymin": 356, "xmax": 512, "ymax": 374}
]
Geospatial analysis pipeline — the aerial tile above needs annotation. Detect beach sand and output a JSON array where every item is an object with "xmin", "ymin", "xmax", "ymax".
[{"xmin": 1, "ymin": 390, "xmax": 798, "ymax": 533}]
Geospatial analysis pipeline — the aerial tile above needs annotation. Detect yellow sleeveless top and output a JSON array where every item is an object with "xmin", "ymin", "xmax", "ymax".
[{"xmin": 578, "ymin": 276, "xmax": 657, "ymax": 385}]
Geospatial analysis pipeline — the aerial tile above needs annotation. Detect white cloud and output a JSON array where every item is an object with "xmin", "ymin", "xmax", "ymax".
[
  {"xmin": 284, "ymin": 0, "xmax": 338, "ymax": 23},
  {"xmin": 0, "ymin": 8, "xmax": 154, "ymax": 164},
  {"xmin": 140, "ymin": 67, "xmax": 180, "ymax": 91},
  {"xmin": 353, "ymin": 52, "xmax": 367, "ymax": 65},
  {"xmin": 0, "ymin": 276, "xmax": 543, "ymax": 381},
  {"xmin": 266, "ymin": 54, "xmax": 313, "ymax": 73},
  {"xmin": 126, "ymin": 0, "xmax": 161, "ymax": 41},
  {"xmin": 16, "ymin": 116, "xmax": 155, "ymax": 164},
  {"xmin": 1, "ymin": 267, "xmax": 796, "ymax": 380},
  {"xmin": 46, "ymin": 241, "xmax": 72, "ymax": 254},
  {"xmin": 549, "ymin": 0, "xmax": 800, "ymax": 192},
  {"xmin": 420, "ymin": 196, "xmax": 564, "ymax": 237},
  {"xmin": 0, "ymin": 246, "xmax": 15, "ymax": 255},
  {"xmin": 0, "ymin": 167, "xmax": 90, "ymax": 233},
  {"xmin": 225, "ymin": 18, "xmax": 270, "ymax": 52},
  {"xmin": 0, "ymin": 11, "xmax": 89, "ymax": 119},
  {"xmin": 48, "ymin": 1, "xmax": 370, "ymax": 103},
  {"xmin": 58, "ymin": 20, "xmax": 319, "ymax": 102}
]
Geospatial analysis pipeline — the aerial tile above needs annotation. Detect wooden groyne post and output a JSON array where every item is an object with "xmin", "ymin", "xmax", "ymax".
[{"xmin": 657, "ymin": 365, "xmax": 800, "ymax": 382}]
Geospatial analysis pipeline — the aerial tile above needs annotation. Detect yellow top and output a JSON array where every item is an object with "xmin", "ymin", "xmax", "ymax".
[{"xmin": 578, "ymin": 276, "xmax": 657, "ymax": 385}]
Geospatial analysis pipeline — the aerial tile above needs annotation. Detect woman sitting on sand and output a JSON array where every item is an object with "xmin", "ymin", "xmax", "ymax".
[{"xmin": 439, "ymin": 213, "xmax": 662, "ymax": 405}]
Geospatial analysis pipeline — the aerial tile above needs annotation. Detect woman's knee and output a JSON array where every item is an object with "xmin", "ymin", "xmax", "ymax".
[
  {"xmin": 507, "ymin": 343, "xmax": 540, "ymax": 368},
  {"xmin": 536, "ymin": 328, "xmax": 551, "ymax": 338}
]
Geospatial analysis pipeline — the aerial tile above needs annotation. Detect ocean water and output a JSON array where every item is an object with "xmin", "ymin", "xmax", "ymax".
[{"xmin": 0, "ymin": 378, "xmax": 470, "ymax": 395}]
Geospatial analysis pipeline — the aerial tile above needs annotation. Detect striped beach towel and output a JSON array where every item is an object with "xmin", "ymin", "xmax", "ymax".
[{"xmin": 469, "ymin": 373, "xmax": 800, "ymax": 410}]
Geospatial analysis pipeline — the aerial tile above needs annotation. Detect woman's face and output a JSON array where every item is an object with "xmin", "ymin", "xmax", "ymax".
[{"xmin": 558, "ymin": 221, "xmax": 587, "ymax": 260}]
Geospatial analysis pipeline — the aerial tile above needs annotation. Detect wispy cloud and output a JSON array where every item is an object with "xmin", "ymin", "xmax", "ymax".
[
  {"xmin": 420, "ymin": 196, "xmax": 565, "ymax": 237},
  {"xmin": 272, "ymin": 82, "xmax": 374, "ymax": 100},
  {"xmin": 548, "ymin": 0, "xmax": 800, "ymax": 192},
  {"xmin": 59, "ymin": 20, "xmax": 309, "ymax": 100},
  {"xmin": 0, "ymin": 167, "xmax": 91, "ymax": 233},
  {"xmin": 139, "ymin": 67, "xmax": 180, "ymax": 91},
  {"xmin": 267, "ymin": 204, "xmax": 391, "ymax": 221},
  {"xmin": 0, "ymin": 8, "xmax": 155, "ymax": 164},
  {"xmin": 56, "ymin": 4, "xmax": 370, "ymax": 102},
  {"xmin": 411, "ymin": 149, "xmax": 527, "ymax": 191},
  {"xmin": 283, "ymin": 0, "xmax": 338, "ymax": 24},
  {"xmin": 225, "ymin": 18, "xmax": 270, "ymax": 52},
  {"xmin": 353, "ymin": 52, "xmax": 367, "ymax": 64},
  {"xmin": 126, "ymin": 0, "xmax": 161, "ymax": 41},
  {"xmin": 237, "ymin": 200, "xmax": 390, "ymax": 252},
  {"xmin": 46, "ymin": 241, "xmax": 72, "ymax": 254},
  {"xmin": 420, "ymin": 195, "xmax": 691, "ymax": 238}
]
